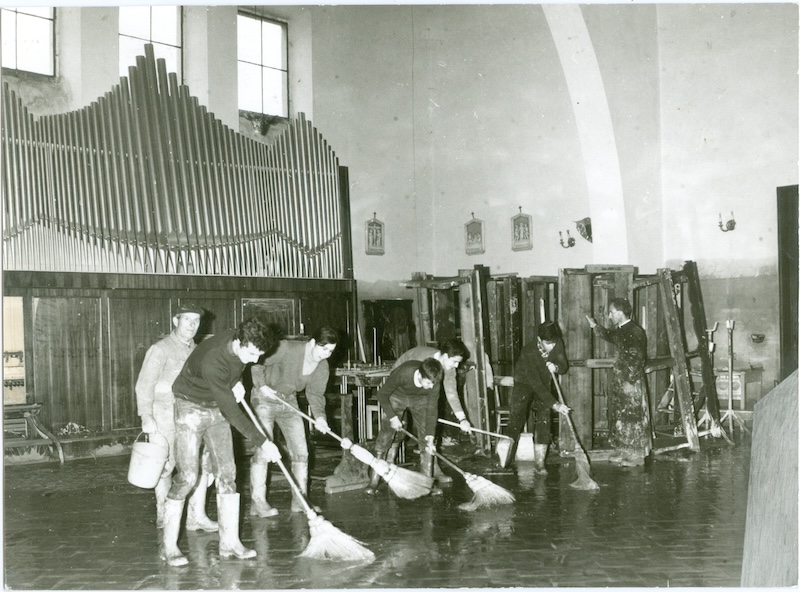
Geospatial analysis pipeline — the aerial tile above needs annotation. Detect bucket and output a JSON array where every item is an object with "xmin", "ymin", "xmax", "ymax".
[
  {"xmin": 127, "ymin": 432, "xmax": 169, "ymax": 489},
  {"xmin": 515, "ymin": 433, "xmax": 535, "ymax": 461}
]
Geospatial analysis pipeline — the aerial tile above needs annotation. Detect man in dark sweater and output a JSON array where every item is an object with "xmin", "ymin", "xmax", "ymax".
[
  {"xmin": 586, "ymin": 298, "xmax": 650, "ymax": 467},
  {"xmin": 160, "ymin": 316, "xmax": 282, "ymax": 567},
  {"xmin": 501, "ymin": 322, "xmax": 571, "ymax": 473},
  {"xmin": 365, "ymin": 358, "xmax": 444, "ymax": 495}
]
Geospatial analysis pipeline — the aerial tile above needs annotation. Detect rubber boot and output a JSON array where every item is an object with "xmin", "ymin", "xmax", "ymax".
[
  {"xmin": 159, "ymin": 498, "xmax": 188, "ymax": 567},
  {"xmin": 420, "ymin": 450, "xmax": 443, "ymax": 496},
  {"xmin": 290, "ymin": 461, "xmax": 311, "ymax": 513},
  {"xmin": 249, "ymin": 462, "xmax": 278, "ymax": 518},
  {"xmin": 365, "ymin": 445, "xmax": 393, "ymax": 495},
  {"xmin": 186, "ymin": 472, "xmax": 219, "ymax": 532},
  {"xmin": 217, "ymin": 493, "xmax": 256, "ymax": 560},
  {"xmin": 533, "ymin": 443, "xmax": 549, "ymax": 475},
  {"xmin": 154, "ymin": 473, "xmax": 172, "ymax": 529},
  {"xmin": 433, "ymin": 459, "xmax": 453, "ymax": 485}
]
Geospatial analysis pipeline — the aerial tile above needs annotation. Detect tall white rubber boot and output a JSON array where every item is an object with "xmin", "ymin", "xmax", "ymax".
[
  {"xmin": 291, "ymin": 461, "xmax": 310, "ymax": 513},
  {"xmin": 159, "ymin": 498, "xmax": 189, "ymax": 566},
  {"xmin": 186, "ymin": 473, "xmax": 219, "ymax": 532},
  {"xmin": 217, "ymin": 493, "xmax": 256, "ymax": 560},
  {"xmin": 154, "ymin": 473, "xmax": 172, "ymax": 529},
  {"xmin": 249, "ymin": 461, "xmax": 279, "ymax": 518}
]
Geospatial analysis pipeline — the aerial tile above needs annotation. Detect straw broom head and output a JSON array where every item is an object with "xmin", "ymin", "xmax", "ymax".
[
  {"xmin": 349, "ymin": 444, "xmax": 433, "ymax": 500},
  {"xmin": 458, "ymin": 473, "xmax": 515, "ymax": 512},
  {"xmin": 385, "ymin": 466, "xmax": 434, "ymax": 500},
  {"xmin": 569, "ymin": 451, "xmax": 600, "ymax": 491},
  {"xmin": 298, "ymin": 514, "xmax": 375, "ymax": 562}
]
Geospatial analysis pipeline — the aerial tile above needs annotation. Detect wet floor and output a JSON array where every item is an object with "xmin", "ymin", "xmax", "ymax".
[{"xmin": 4, "ymin": 435, "xmax": 750, "ymax": 589}]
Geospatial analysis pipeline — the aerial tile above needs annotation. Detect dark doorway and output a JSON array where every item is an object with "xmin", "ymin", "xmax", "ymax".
[{"xmin": 777, "ymin": 184, "xmax": 798, "ymax": 381}]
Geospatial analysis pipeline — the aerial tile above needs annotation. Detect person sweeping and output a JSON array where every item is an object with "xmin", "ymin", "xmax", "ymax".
[
  {"xmin": 364, "ymin": 358, "xmax": 444, "ymax": 496},
  {"xmin": 160, "ymin": 316, "xmax": 283, "ymax": 567},
  {"xmin": 248, "ymin": 326, "xmax": 338, "ymax": 518},
  {"xmin": 498, "ymin": 322, "xmax": 571, "ymax": 473}
]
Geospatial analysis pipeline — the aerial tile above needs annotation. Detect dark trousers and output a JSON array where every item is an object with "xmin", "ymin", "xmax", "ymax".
[
  {"xmin": 374, "ymin": 392, "xmax": 432, "ymax": 454},
  {"xmin": 505, "ymin": 382, "xmax": 553, "ymax": 445}
]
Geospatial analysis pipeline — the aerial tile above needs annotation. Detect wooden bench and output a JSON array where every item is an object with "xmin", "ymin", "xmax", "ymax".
[{"xmin": 4, "ymin": 404, "xmax": 65, "ymax": 463}]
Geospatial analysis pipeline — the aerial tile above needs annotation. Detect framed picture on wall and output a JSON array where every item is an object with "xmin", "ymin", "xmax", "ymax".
[
  {"xmin": 512, "ymin": 209, "xmax": 532, "ymax": 251},
  {"xmin": 365, "ymin": 213, "xmax": 385, "ymax": 255},
  {"xmin": 465, "ymin": 215, "xmax": 485, "ymax": 255}
]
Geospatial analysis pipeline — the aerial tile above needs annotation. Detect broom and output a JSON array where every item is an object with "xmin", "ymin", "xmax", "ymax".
[
  {"xmin": 438, "ymin": 418, "xmax": 513, "ymax": 440},
  {"xmin": 398, "ymin": 427, "xmax": 515, "ymax": 512},
  {"xmin": 259, "ymin": 391, "xmax": 433, "ymax": 499},
  {"xmin": 241, "ymin": 400, "xmax": 375, "ymax": 561},
  {"xmin": 549, "ymin": 370, "xmax": 600, "ymax": 491}
]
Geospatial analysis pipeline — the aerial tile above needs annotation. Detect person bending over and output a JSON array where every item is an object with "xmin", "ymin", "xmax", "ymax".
[
  {"xmin": 365, "ymin": 358, "xmax": 444, "ymax": 495},
  {"xmin": 160, "ymin": 316, "xmax": 282, "ymax": 567},
  {"xmin": 249, "ymin": 325, "xmax": 338, "ymax": 517}
]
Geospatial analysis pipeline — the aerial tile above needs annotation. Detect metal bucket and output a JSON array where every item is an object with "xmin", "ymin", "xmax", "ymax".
[{"xmin": 127, "ymin": 432, "xmax": 168, "ymax": 489}]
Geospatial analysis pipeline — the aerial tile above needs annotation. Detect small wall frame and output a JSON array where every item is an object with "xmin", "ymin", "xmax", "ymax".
[
  {"xmin": 465, "ymin": 215, "xmax": 485, "ymax": 255},
  {"xmin": 365, "ymin": 213, "xmax": 385, "ymax": 255},
  {"xmin": 512, "ymin": 209, "xmax": 533, "ymax": 251}
]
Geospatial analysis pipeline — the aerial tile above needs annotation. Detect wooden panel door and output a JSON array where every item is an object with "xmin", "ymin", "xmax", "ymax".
[{"xmin": 32, "ymin": 297, "xmax": 104, "ymax": 432}]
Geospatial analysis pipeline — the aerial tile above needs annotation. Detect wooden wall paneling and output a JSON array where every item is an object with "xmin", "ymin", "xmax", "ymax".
[
  {"xmin": 32, "ymin": 296, "xmax": 104, "ymax": 432},
  {"xmin": 107, "ymin": 294, "xmax": 172, "ymax": 430},
  {"xmin": 557, "ymin": 269, "xmax": 594, "ymax": 448}
]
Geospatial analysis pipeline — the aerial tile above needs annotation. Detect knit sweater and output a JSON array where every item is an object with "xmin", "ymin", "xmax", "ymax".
[{"xmin": 172, "ymin": 331, "xmax": 266, "ymax": 446}]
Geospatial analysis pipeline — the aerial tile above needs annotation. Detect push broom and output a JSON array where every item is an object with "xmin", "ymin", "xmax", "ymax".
[
  {"xmin": 549, "ymin": 370, "xmax": 600, "ymax": 491},
  {"xmin": 241, "ymin": 399, "xmax": 375, "ymax": 561},
  {"xmin": 260, "ymin": 391, "xmax": 433, "ymax": 499},
  {"xmin": 398, "ymin": 427, "xmax": 515, "ymax": 512}
]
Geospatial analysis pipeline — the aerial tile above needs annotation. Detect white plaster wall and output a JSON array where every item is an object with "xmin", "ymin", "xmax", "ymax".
[
  {"xmin": 306, "ymin": 5, "xmax": 667, "ymax": 284},
  {"xmin": 59, "ymin": 7, "xmax": 119, "ymax": 111},
  {"xmin": 659, "ymin": 4, "xmax": 799, "ymax": 276},
  {"xmin": 184, "ymin": 6, "xmax": 239, "ymax": 130}
]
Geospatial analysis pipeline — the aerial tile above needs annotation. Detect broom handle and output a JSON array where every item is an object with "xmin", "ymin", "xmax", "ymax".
[
  {"xmin": 549, "ymin": 370, "xmax": 583, "ymax": 448},
  {"xmin": 437, "ymin": 418, "xmax": 513, "ymax": 440},
  {"xmin": 259, "ymin": 388, "xmax": 347, "ymax": 444},
  {"xmin": 398, "ymin": 427, "xmax": 468, "ymax": 478},
  {"xmin": 240, "ymin": 398, "xmax": 316, "ymax": 515}
]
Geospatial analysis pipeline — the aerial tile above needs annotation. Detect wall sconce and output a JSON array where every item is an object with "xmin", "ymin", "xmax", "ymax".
[
  {"xmin": 559, "ymin": 230, "xmax": 575, "ymax": 248},
  {"xmin": 719, "ymin": 211, "xmax": 736, "ymax": 232}
]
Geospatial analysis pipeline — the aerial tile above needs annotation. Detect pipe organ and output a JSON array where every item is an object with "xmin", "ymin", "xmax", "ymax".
[{"xmin": 2, "ymin": 44, "xmax": 348, "ymax": 279}]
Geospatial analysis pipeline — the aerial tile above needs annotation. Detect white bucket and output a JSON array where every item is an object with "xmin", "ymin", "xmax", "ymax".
[
  {"xmin": 127, "ymin": 432, "xmax": 168, "ymax": 489},
  {"xmin": 515, "ymin": 433, "xmax": 535, "ymax": 461}
]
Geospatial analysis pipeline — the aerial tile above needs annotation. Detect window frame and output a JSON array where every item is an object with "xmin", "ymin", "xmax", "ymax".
[
  {"xmin": 118, "ymin": 5, "xmax": 184, "ymax": 82},
  {"xmin": 237, "ymin": 11, "xmax": 289, "ymax": 118},
  {"xmin": 1, "ymin": 7, "xmax": 56, "ymax": 77}
]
